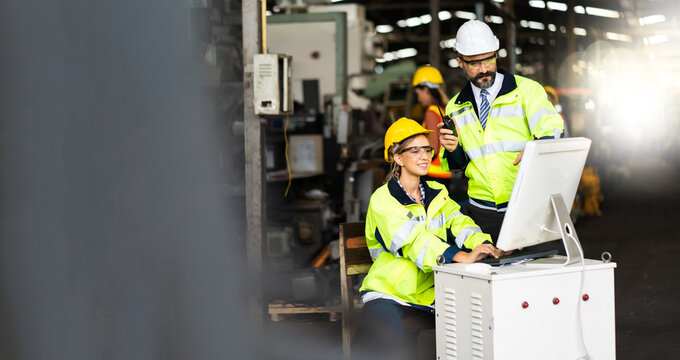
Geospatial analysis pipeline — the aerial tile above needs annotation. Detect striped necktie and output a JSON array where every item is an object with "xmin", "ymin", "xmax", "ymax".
[{"xmin": 479, "ymin": 89, "xmax": 490, "ymax": 129}]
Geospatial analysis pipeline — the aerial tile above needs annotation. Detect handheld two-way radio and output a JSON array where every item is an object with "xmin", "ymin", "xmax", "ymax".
[{"xmin": 433, "ymin": 94, "xmax": 457, "ymax": 136}]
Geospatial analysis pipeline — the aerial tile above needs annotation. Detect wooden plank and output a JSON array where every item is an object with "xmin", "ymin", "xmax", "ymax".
[
  {"xmin": 345, "ymin": 236, "xmax": 367, "ymax": 249},
  {"xmin": 268, "ymin": 302, "xmax": 341, "ymax": 322}
]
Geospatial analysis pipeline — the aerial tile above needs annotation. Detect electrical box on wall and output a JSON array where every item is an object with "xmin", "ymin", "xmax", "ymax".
[{"xmin": 254, "ymin": 53, "xmax": 292, "ymax": 115}]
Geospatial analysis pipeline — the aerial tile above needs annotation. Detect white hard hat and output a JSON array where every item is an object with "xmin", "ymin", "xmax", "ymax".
[{"xmin": 455, "ymin": 20, "xmax": 500, "ymax": 56}]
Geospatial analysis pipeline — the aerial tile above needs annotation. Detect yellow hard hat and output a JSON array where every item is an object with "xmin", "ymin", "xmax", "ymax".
[
  {"xmin": 412, "ymin": 65, "xmax": 444, "ymax": 88},
  {"xmin": 384, "ymin": 117, "xmax": 433, "ymax": 162},
  {"xmin": 544, "ymin": 86, "xmax": 558, "ymax": 103}
]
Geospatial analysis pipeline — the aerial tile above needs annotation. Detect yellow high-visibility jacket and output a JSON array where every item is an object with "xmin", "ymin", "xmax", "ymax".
[
  {"xmin": 359, "ymin": 178, "xmax": 491, "ymax": 306},
  {"xmin": 440, "ymin": 70, "xmax": 564, "ymax": 211}
]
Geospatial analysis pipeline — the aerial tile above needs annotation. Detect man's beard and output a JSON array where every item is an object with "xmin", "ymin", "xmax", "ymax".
[{"xmin": 468, "ymin": 71, "xmax": 496, "ymax": 89}]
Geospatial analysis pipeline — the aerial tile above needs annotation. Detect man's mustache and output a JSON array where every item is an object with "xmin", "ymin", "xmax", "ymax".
[{"xmin": 474, "ymin": 72, "xmax": 494, "ymax": 81}]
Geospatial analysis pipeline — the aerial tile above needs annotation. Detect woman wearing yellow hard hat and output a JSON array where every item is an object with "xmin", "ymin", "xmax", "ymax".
[
  {"xmin": 352, "ymin": 117, "xmax": 500, "ymax": 359},
  {"xmin": 411, "ymin": 65, "xmax": 452, "ymax": 182}
]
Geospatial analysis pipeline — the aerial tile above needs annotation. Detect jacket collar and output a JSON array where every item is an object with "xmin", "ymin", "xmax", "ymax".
[
  {"xmin": 387, "ymin": 177, "xmax": 441, "ymax": 210},
  {"xmin": 455, "ymin": 68, "xmax": 517, "ymax": 106}
]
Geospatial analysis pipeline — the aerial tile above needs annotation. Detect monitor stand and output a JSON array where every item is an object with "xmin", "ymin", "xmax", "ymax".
[{"xmin": 525, "ymin": 193, "xmax": 585, "ymax": 267}]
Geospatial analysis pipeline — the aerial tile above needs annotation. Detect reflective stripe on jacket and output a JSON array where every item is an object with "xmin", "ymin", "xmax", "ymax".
[
  {"xmin": 423, "ymin": 105, "xmax": 451, "ymax": 179},
  {"xmin": 439, "ymin": 69, "xmax": 564, "ymax": 210},
  {"xmin": 359, "ymin": 178, "xmax": 491, "ymax": 306}
]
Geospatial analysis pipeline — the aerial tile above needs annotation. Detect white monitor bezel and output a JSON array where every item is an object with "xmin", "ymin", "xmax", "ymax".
[{"xmin": 495, "ymin": 137, "xmax": 592, "ymax": 259}]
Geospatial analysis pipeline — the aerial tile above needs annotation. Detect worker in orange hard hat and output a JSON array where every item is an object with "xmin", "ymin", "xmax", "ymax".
[
  {"xmin": 353, "ymin": 117, "xmax": 500, "ymax": 359},
  {"xmin": 411, "ymin": 65, "xmax": 451, "ymax": 183}
]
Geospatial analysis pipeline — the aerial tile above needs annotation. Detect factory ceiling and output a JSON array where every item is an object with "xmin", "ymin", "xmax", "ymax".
[{"xmin": 270, "ymin": 0, "xmax": 680, "ymax": 85}]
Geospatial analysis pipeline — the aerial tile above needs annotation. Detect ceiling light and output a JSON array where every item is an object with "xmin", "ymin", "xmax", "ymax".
[
  {"xmin": 439, "ymin": 11, "xmax": 452, "ymax": 21},
  {"xmin": 528, "ymin": 21, "xmax": 545, "ymax": 30},
  {"xmin": 376, "ymin": 25, "xmax": 394, "ymax": 34},
  {"xmin": 585, "ymin": 7, "xmax": 620, "ymax": 18},
  {"xmin": 639, "ymin": 15, "xmax": 666, "ymax": 26},
  {"xmin": 440, "ymin": 38, "xmax": 456, "ymax": 49},
  {"xmin": 405, "ymin": 17, "xmax": 422, "ymax": 27},
  {"xmin": 420, "ymin": 14, "xmax": 432, "ymax": 24},
  {"xmin": 397, "ymin": 20, "xmax": 407, "ymax": 27},
  {"xmin": 455, "ymin": 11, "xmax": 476, "ymax": 20},
  {"xmin": 396, "ymin": 48, "xmax": 418, "ymax": 58},
  {"xmin": 574, "ymin": 6, "xmax": 585, "ymax": 14},
  {"xmin": 498, "ymin": 49, "xmax": 508, "ymax": 58},
  {"xmin": 548, "ymin": 24, "xmax": 557, "ymax": 32},
  {"xmin": 546, "ymin": 2, "xmax": 567, "ymax": 11},
  {"xmin": 605, "ymin": 32, "xmax": 632, "ymax": 42},
  {"xmin": 487, "ymin": 15, "xmax": 504, "ymax": 24},
  {"xmin": 448, "ymin": 59, "xmax": 460, "ymax": 68},
  {"xmin": 573, "ymin": 27, "xmax": 587, "ymax": 36},
  {"xmin": 643, "ymin": 35, "xmax": 668, "ymax": 45},
  {"xmin": 529, "ymin": 1, "xmax": 545, "ymax": 9}
]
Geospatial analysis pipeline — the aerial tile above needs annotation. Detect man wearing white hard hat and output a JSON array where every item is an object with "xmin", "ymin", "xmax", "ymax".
[{"xmin": 437, "ymin": 19, "xmax": 564, "ymax": 242}]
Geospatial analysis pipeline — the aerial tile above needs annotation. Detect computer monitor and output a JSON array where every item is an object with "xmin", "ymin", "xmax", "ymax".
[{"xmin": 495, "ymin": 137, "xmax": 592, "ymax": 266}]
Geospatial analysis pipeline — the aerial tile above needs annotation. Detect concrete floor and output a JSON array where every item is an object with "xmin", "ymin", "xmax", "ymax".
[{"xmin": 265, "ymin": 157, "xmax": 680, "ymax": 360}]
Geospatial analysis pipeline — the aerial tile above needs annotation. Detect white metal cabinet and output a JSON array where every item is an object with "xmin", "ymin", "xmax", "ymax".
[{"xmin": 434, "ymin": 258, "xmax": 616, "ymax": 360}]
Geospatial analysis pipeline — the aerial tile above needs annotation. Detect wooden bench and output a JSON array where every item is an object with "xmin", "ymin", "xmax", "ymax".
[
  {"xmin": 339, "ymin": 222, "xmax": 371, "ymax": 360},
  {"xmin": 339, "ymin": 222, "xmax": 436, "ymax": 360}
]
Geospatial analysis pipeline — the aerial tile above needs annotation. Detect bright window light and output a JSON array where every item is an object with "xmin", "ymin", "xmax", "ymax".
[
  {"xmin": 405, "ymin": 17, "xmax": 422, "ymax": 27},
  {"xmin": 529, "ymin": 1, "xmax": 545, "ymax": 9},
  {"xmin": 420, "ymin": 14, "xmax": 432, "ymax": 24},
  {"xmin": 439, "ymin": 11, "xmax": 452, "ymax": 21},
  {"xmin": 643, "ymin": 35, "xmax": 668, "ymax": 45},
  {"xmin": 448, "ymin": 59, "xmax": 460, "ymax": 68},
  {"xmin": 548, "ymin": 24, "xmax": 557, "ymax": 32},
  {"xmin": 455, "ymin": 11, "xmax": 476, "ymax": 20},
  {"xmin": 605, "ymin": 32, "xmax": 632, "ymax": 42},
  {"xmin": 528, "ymin": 21, "xmax": 545, "ymax": 30},
  {"xmin": 487, "ymin": 15, "xmax": 504, "ymax": 24},
  {"xmin": 546, "ymin": 1, "xmax": 568, "ymax": 11},
  {"xmin": 574, "ymin": 27, "xmax": 587, "ymax": 36},
  {"xmin": 586, "ymin": 6, "xmax": 620, "ymax": 18},
  {"xmin": 639, "ymin": 14, "xmax": 666, "ymax": 26},
  {"xmin": 574, "ymin": 6, "xmax": 585, "ymax": 14},
  {"xmin": 376, "ymin": 25, "xmax": 394, "ymax": 34}
]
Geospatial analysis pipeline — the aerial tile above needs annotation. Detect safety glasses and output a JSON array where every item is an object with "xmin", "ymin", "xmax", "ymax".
[{"xmin": 399, "ymin": 145, "xmax": 435, "ymax": 158}]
